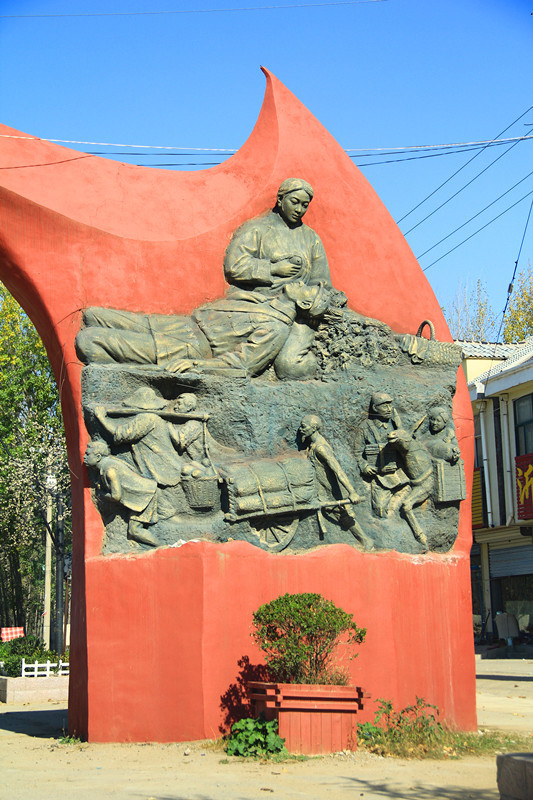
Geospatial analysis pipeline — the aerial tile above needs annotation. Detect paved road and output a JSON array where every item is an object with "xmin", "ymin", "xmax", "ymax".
[{"xmin": 475, "ymin": 655, "xmax": 533, "ymax": 733}]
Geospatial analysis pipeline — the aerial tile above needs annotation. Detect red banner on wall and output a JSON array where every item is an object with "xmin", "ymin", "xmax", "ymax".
[{"xmin": 515, "ymin": 453, "xmax": 533, "ymax": 519}]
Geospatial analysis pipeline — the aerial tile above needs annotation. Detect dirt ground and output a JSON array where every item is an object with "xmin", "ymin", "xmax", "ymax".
[{"xmin": 1, "ymin": 656, "xmax": 532, "ymax": 800}]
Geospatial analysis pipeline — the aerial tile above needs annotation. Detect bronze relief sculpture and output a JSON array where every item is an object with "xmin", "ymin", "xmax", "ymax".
[{"xmin": 78, "ymin": 180, "xmax": 465, "ymax": 555}]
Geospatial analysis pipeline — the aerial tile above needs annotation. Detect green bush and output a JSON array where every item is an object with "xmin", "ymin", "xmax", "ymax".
[
  {"xmin": 357, "ymin": 696, "xmax": 533, "ymax": 759},
  {"xmin": 0, "ymin": 636, "xmax": 61, "ymax": 677},
  {"xmin": 226, "ymin": 714, "xmax": 287, "ymax": 758},
  {"xmin": 252, "ymin": 592, "xmax": 366, "ymax": 684},
  {"xmin": 0, "ymin": 654, "xmax": 24, "ymax": 678},
  {"xmin": 358, "ymin": 697, "xmax": 443, "ymax": 756}
]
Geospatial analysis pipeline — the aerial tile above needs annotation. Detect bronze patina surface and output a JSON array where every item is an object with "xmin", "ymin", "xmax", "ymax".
[{"xmin": 78, "ymin": 180, "xmax": 464, "ymax": 555}]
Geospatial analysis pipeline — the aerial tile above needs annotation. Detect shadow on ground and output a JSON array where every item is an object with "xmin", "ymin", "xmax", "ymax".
[
  {"xmin": 0, "ymin": 707, "xmax": 67, "ymax": 738},
  {"xmin": 321, "ymin": 778, "xmax": 497, "ymax": 799},
  {"xmin": 134, "ymin": 782, "xmax": 498, "ymax": 800}
]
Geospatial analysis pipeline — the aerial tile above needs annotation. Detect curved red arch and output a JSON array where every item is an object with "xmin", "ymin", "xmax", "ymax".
[{"xmin": 0, "ymin": 69, "xmax": 475, "ymax": 741}]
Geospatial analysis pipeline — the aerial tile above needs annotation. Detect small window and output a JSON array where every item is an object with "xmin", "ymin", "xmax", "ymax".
[{"xmin": 515, "ymin": 394, "xmax": 533, "ymax": 456}]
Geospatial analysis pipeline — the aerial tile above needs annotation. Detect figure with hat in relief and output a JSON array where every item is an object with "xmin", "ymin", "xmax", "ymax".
[
  {"xmin": 93, "ymin": 387, "xmax": 188, "ymax": 535},
  {"xmin": 354, "ymin": 392, "xmax": 409, "ymax": 519},
  {"xmin": 94, "ymin": 387, "xmax": 184, "ymax": 488}
]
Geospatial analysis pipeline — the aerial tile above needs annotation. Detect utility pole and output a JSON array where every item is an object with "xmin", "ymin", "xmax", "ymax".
[
  {"xmin": 43, "ymin": 471, "xmax": 57, "ymax": 650},
  {"xmin": 55, "ymin": 490, "xmax": 64, "ymax": 654},
  {"xmin": 42, "ymin": 478, "xmax": 54, "ymax": 649}
]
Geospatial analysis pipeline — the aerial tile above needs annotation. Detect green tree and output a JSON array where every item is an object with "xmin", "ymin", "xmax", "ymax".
[
  {"xmin": 0, "ymin": 283, "xmax": 70, "ymax": 634},
  {"xmin": 503, "ymin": 263, "xmax": 533, "ymax": 343},
  {"xmin": 443, "ymin": 279, "xmax": 498, "ymax": 341}
]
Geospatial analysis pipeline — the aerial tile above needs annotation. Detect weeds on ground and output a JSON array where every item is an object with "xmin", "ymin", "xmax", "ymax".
[
  {"xmin": 226, "ymin": 715, "xmax": 287, "ymax": 758},
  {"xmin": 358, "ymin": 696, "xmax": 533, "ymax": 760},
  {"xmin": 57, "ymin": 732, "xmax": 83, "ymax": 745},
  {"xmin": 199, "ymin": 738, "xmax": 227, "ymax": 752}
]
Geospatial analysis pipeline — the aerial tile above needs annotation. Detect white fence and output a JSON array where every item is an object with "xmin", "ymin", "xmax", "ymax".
[
  {"xmin": 21, "ymin": 658, "xmax": 70, "ymax": 677},
  {"xmin": 0, "ymin": 658, "xmax": 69, "ymax": 677}
]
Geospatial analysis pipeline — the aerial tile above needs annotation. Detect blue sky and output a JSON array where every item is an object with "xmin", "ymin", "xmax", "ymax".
[{"xmin": 1, "ymin": 0, "xmax": 532, "ymax": 332}]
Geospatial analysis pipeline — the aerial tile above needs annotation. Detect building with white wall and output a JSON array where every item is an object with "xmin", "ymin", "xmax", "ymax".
[{"xmin": 458, "ymin": 339, "xmax": 533, "ymax": 640}]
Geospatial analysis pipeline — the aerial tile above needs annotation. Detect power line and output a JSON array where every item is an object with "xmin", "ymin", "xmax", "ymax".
[
  {"xmin": 514, "ymin": 197, "xmax": 533, "ymax": 267},
  {"xmin": 345, "ymin": 135, "xmax": 533, "ymax": 153},
  {"xmin": 135, "ymin": 162, "xmax": 225, "ymax": 167},
  {"xmin": 495, "ymin": 197, "xmax": 533, "ymax": 344},
  {"xmin": 0, "ymin": 155, "xmax": 92, "ymax": 170},
  {"xmin": 351, "ymin": 143, "xmax": 520, "ymax": 168},
  {"xmin": 417, "ymin": 170, "xmax": 533, "ymax": 259},
  {"xmin": 130, "ymin": 144, "xmax": 519, "ymax": 169},
  {"xmin": 84, "ymin": 150, "xmax": 233, "ymax": 157},
  {"xmin": 350, "ymin": 140, "xmax": 522, "ymax": 158},
  {"xmin": 0, "ymin": 143, "xmax": 517, "ymax": 171},
  {"xmin": 22, "ymin": 136, "xmax": 528, "ymax": 171},
  {"xmin": 0, "ymin": 127, "xmax": 529, "ymax": 270},
  {"xmin": 403, "ymin": 136, "xmax": 524, "ymax": 236},
  {"xmin": 1, "ymin": 131, "xmax": 531, "ymax": 153},
  {"xmin": 0, "ymin": 134, "xmax": 237, "ymax": 151},
  {"xmin": 4, "ymin": 136, "xmax": 531, "ymax": 171},
  {"xmin": 397, "ymin": 106, "xmax": 533, "ymax": 224},
  {"xmin": 0, "ymin": 0, "xmax": 387, "ymax": 19},
  {"xmin": 422, "ymin": 189, "xmax": 533, "ymax": 273},
  {"xmin": 84, "ymin": 141, "xmax": 511, "ymax": 157}
]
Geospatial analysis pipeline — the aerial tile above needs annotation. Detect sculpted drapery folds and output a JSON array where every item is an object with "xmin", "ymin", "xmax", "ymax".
[
  {"xmin": 76, "ymin": 178, "xmax": 339, "ymax": 380},
  {"xmin": 217, "ymin": 178, "xmax": 333, "ymax": 378},
  {"xmin": 78, "ymin": 179, "xmax": 465, "ymax": 555},
  {"xmin": 223, "ymin": 179, "xmax": 331, "ymax": 300}
]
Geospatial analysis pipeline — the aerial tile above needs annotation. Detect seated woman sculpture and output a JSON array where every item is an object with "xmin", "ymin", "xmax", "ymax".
[{"xmin": 76, "ymin": 178, "xmax": 345, "ymax": 380}]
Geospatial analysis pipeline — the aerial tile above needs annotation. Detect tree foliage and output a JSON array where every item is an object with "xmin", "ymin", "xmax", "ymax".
[
  {"xmin": 443, "ymin": 279, "xmax": 498, "ymax": 342},
  {"xmin": 0, "ymin": 283, "xmax": 70, "ymax": 633},
  {"xmin": 503, "ymin": 262, "xmax": 533, "ymax": 343}
]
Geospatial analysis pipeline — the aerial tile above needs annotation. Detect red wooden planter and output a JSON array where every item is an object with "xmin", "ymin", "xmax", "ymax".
[{"xmin": 248, "ymin": 681, "xmax": 368, "ymax": 755}]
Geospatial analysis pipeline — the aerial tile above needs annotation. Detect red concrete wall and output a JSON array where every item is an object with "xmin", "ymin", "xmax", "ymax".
[{"xmin": 0, "ymin": 69, "xmax": 476, "ymax": 741}]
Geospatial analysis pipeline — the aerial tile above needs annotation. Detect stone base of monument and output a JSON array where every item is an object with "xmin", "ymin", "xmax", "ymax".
[
  {"xmin": 248, "ymin": 681, "xmax": 368, "ymax": 754},
  {"xmin": 497, "ymin": 753, "xmax": 533, "ymax": 800},
  {"xmin": 0, "ymin": 675, "xmax": 69, "ymax": 704}
]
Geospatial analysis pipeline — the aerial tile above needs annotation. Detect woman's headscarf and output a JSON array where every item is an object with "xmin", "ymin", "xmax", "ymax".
[{"xmin": 277, "ymin": 178, "xmax": 314, "ymax": 200}]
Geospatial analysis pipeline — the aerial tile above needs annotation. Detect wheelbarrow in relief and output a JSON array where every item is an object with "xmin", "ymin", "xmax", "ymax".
[{"xmin": 220, "ymin": 455, "xmax": 358, "ymax": 552}]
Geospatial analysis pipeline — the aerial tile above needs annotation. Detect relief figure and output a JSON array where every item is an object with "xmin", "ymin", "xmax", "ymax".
[
  {"xmin": 354, "ymin": 393, "xmax": 409, "ymax": 518},
  {"xmin": 76, "ymin": 179, "xmax": 343, "ymax": 380},
  {"xmin": 94, "ymin": 388, "xmax": 184, "ymax": 488},
  {"xmin": 386, "ymin": 429, "xmax": 433, "ymax": 548},
  {"xmin": 83, "ymin": 440, "xmax": 160, "ymax": 547},
  {"xmin": 77, "ymin": 182, "xmax": 465, "ymax": 555},
  {"xmin": 299, "ymin": 414, "xmax": 374, "ymax": 550},
  {"xmin": 424, "ymin": 406, "xmax": 460, "ymax": 464}
]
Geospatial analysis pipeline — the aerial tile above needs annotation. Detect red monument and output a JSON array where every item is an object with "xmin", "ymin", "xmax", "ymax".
[{"xmin": 0, "ymin": 69, "xmax": 476, "ymax": 741}]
